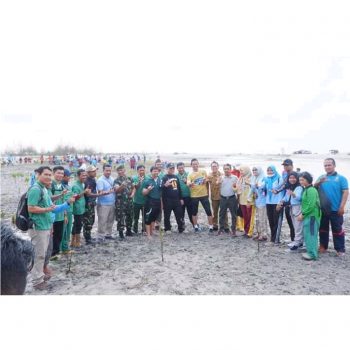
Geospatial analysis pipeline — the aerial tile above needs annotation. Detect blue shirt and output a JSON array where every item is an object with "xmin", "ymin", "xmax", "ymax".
[
  {"xmin": 265, "ymin": 177, "xmax": 285, "ymax": 204},
  {"xmin": 249, "ymin": 180, "xmax": 267, "ymax": 208},
  {"xmin": 282, "ymin": 186, "xmax": 303, "ymax": 206},
  {"xmin": 317, "ymin": 173, "xmax": 348, "ymax": 211},
  {"xmin": 96, "ymin": 175, "xmax": 116, "ymax": 206}
]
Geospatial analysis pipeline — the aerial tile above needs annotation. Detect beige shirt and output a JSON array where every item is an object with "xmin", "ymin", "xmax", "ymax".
[{"xmin": 207, "ymin": 171, "xmax": 222, "ymax": 201}]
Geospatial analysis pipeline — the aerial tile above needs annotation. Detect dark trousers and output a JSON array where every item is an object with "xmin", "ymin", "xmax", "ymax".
[
  {"xmin": 52, "ymin": 220, "xmax": 64, "ymax": 256},
  {"xmin": 163, "ymin": 198, "xmax": 184, "ymax": 232},
  {"xmin": 133, "ymin": 203, "xmax": 145, "ymax": 233},
  {"xmin": 219, "ymin": 195, "xmax": 238, "ymax": 230},
  {"xmin": 276, "ymin": 206, "xmax": 295, "ymax": 241},
  {"xmin": 72, "ymin": 214, "xmax": 84, "ymax": 236},
  {"xmin": 319, "ymin": 211, "xmax": 345, "ymax": 252},
  {"xmin": 182, "ymin": 196, "xmax": 193, "ymax": 226},
  {"xmin": 266, "ymin": 204, "xmax": 280, "ymax": 242}
]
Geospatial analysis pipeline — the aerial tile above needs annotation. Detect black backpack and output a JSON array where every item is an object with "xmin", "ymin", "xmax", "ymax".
[{"xmin": 15, "ymin": 185, "xmax": 44, "ymax": 232}]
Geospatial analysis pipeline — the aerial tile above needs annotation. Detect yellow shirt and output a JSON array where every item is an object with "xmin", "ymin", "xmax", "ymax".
[{"xmin": 187, "ymin": 170, "xmax": 208, "ymax": 198}]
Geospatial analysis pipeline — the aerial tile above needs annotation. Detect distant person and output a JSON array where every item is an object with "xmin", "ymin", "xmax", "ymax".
[
  {"xmin": 217, "ymin": 164, "xmax": 239, "ymax": 236},
  {"xmin": 277, "ymin": 172, "xmax": 304, "ymax": 251},
  {"xmin": 249, "ymin": 167, "xmax": 268, "ymax": 241},
  {"xmin": 161, "ymin": 163, "xmax": 184, "ymax": 233},
  {"xmin": 114, "ymin": 165, "xmax": 135, "ymax": 239},
  {"xmin": 265, "ymin": 165, "xmax": 284, "ymax": 243},
  {"xmin": 96, "ymin": 164, "xmax": 116, "ymax": 240},
  {"xmin": 1, "ymin": 223, "xmax": 35, "ymax": 295},
  {"xmin": 142, "ymin": 166, "xmax": 162, "ymax": 238},
  {"xmin": 314, "ymin": 158, "xmax": 349, "ymax": 256},
  {"xmin": 132, "ymin": 165, "xmax": 146, "ymax": 234},
  {"xmin": 187, "ymin": 159, "xmax": 213, "ymax": 232},
  {"xmin": 176, "ymin": 162, "xmax": 193, "ymax": 227},
  {"xmin": 298, "ymin": 172, "xmax": 321, "ymax": 261},
  {"xmin": 27, "ymin": 166, "xmax": 57, "ymax": 290}
]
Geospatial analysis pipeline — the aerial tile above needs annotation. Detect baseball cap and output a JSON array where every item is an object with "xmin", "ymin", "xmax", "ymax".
[
  {"xmin": 282, "ymin": 159, "xmax": 293, "ymax": 166},
  {"xmin": 63, "ymin": 169, "xmax": 71, "ymax": 176},
  {"xmin": 86, "ymin": 165, "xmax": 98, "ymax": 172},
  {"xmin": 166, "ymin": 163, "xmax": 175, "ymax": 168}
]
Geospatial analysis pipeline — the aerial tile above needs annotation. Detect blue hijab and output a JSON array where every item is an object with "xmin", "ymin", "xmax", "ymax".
[{"xmin": 266, "ymin": 165, "xmax": 281, "ymax": 195}]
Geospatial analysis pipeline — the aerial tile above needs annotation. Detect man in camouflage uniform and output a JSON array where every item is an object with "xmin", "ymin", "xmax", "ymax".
[
  {"xmin": 114, "ymin": 165, "xmax": 135, "ymax": 239},
  {"xmin": 83, "ymin": 165, "xmax": 99, "ymax": 244}
]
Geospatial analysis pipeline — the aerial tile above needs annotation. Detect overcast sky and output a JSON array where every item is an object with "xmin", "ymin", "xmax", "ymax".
[{"xmin": 1, "ymin": 0, "xmax": 350, "ymax": 154}]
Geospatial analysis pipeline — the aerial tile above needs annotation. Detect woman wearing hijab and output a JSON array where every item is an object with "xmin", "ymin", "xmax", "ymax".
[
  {"xmin": 297, "ymin": 172, "xmax": 321, "ymax": 260},
  {"xmin": 236, "ymin": 166, "xmax": 255, "ymax": 237},
  {"xmin": 277, "ymin": 172, "xmax": 304, "ymax": 250},
  {"xmin": 265, "ymin": 165, "xmax": 284, "ymax": 243},
  {"xmin": 249, "ymin": 166, "xmax": 268, "ymax": 241}
]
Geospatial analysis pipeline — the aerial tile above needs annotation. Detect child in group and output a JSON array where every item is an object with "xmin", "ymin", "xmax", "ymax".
[
  {"xmin": 277, "ymin": 172, "xmax": 303, "ymax": 251},
  {"xmin": 297, "ymin": 172, "xmax": 322, "ymax": 261}
]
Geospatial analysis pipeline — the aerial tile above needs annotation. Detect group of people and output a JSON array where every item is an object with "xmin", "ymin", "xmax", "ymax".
[{"xmin": 24, "ymin": 157, "xmax": 348, "ymax": 291}]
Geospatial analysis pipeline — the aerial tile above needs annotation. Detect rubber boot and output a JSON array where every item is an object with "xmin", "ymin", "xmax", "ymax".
[
  {"xmin": 70, "ymin": 235, "xmax": 76, "ymax": 248},
  {"xmin": 75, "ymin": 234, "xmax": 81, "ymax": 248}
]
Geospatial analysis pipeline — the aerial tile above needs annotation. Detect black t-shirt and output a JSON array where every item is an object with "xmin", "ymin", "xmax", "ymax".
[
  {"xmin": 161, "ymin": 174, "xmax": 182, "ymax": 201},
  {"xmin": 85, "ymin": 176, "xmax": 97, "ymax": 203}
]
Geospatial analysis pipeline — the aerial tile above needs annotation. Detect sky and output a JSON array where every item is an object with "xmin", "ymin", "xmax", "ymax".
[{"xmin": 1, "ymin": 0, "xmax": 350, "ymax": 155}]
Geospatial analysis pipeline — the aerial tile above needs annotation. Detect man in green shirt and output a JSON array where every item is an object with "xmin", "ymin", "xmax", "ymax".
[
  {"xmin": 50, "ymin": 166, "xmax": 68, "ymax": 258},
  {"xmin": 132, "ymin": 165, "xmax": 146, "ymax": 234},
  {"xmin": 27, "ymin": 166, "xmax": 57, "ymax": 290},
  {"xmin": 61, "ymin": 169, "xmax": 74, "ymax": 253},
  {"xmin": 71, "ymin": 169, "xmax": 91, "ymax": 248}
]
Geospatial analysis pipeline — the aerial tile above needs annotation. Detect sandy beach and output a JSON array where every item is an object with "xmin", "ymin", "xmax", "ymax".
[{"xmin": 1, "ymin": 154, "xmax": 349, "ymax": 295}]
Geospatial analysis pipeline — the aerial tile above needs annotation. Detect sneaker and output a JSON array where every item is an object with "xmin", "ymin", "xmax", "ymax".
[
  {"xmin": 194, "ymin": 226, "xmax": 200, "ymax": 233},
  {"xmin": 85, "ymin": 240, "xmax": 95, "ymax": 246},
  {"xmin": 209, "ymin": 228, "xmax": 213, "ymax": 233},
  {"xmin": 289, "ymin": 245, "xmax": 299, "ymax": 251},
  {"xmin": 213, "ymin": 226, "xmax": 219, "ymax": 231},
  {"xmin": 302, "ymin": 253, "xmax": 313, "ymax": 260},
  {"xmin": 126, "ymin": 230, "xmax": 134, "ymax": 237},
  {"xmin": 287, "ymin": 242, "xmax": 295, "ymax": 248},
  {"xmin": 336, "ymin": 251, "xmax": 345, "ymax": 257},
  {"xmin": 224, "ymin": 228, "xmax": 230, "ymax": 233}
]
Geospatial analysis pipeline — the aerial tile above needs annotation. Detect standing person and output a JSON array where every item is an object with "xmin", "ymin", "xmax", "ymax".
[
  {"xmin": 187, "ymin": 159, "xmax": 214, "ymax": 233},
  {"xmin": 218, "ymin": 164, "xmax": 239, "ymax": 236},
  {"xmin": 176, "ymin": 162, "xmax": 193, "ymax": 227},
  {"xmin": 132, "ymin": 165, "xmax": 146, "ymax": 235},
  {"xmin": 249, "ymin": 167, "xmax": 268, "ymax": 241},
  {"xmin": 114, "ymin": 165, "xmax": 135, "ymax": 239},
  {"xmin": 83, "ymin": 165, "xmax": 99, "ymax": 244},
  {"xmin": 162, "ymin": 163, "xmax": 184, "ymax": 233},
  {"xmin": 71, "ymin": 170, "xmax": 91, "ymax": 248},
  {"xmin": 236, "ymin": 166, "xmax": 255, "ymax": 238},
  {"xmin": 61, "ymin": 169, "xmax": 74, "ymax": 253},
  {"xmin": 27, "ymin": 166, "xmax": 57, "ymax": 290},
  {"xmin": 275, "ymin": 159, "xmax": 296, "ymax": 242},
  {"xmin": 297, "ymin": 172, "xmax": 322, "ymax": 260},
  {"xmin": 142, "ymin": 166, "xmax": 162, "ymax": 238},
  {"xmin": 265, "ymin": 165, "xmax": 284, "ymax": 243},
  {"xmin": 314, "ymin": 158, "xmax": 349, "ymax": 256},
  {"xmin": 277, "ymin": 172, "xmax": 304, "ymax": 251},
  {"xmin": 154, "ymin": 159, "xmax": 165, "ymax": 230},
  {"xmin": 207, "ymin": 161, "xmax": 228, "ymax": 231},
  {"xmin": 96, "ymin": 164, "xmax": 116, "ymax": 240},
  {"xmin": 50, "ymin": 166, "xmax": 68, "ymax": 259}
]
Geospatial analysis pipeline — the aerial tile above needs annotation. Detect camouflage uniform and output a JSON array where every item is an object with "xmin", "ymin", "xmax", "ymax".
[
  {"xmin": 114, "ymin": 175, "xmax": 134, "ymax": 234},
  {"xmin": 83, "ymin": 176, "xmax": 97, "ymax": 242}
]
